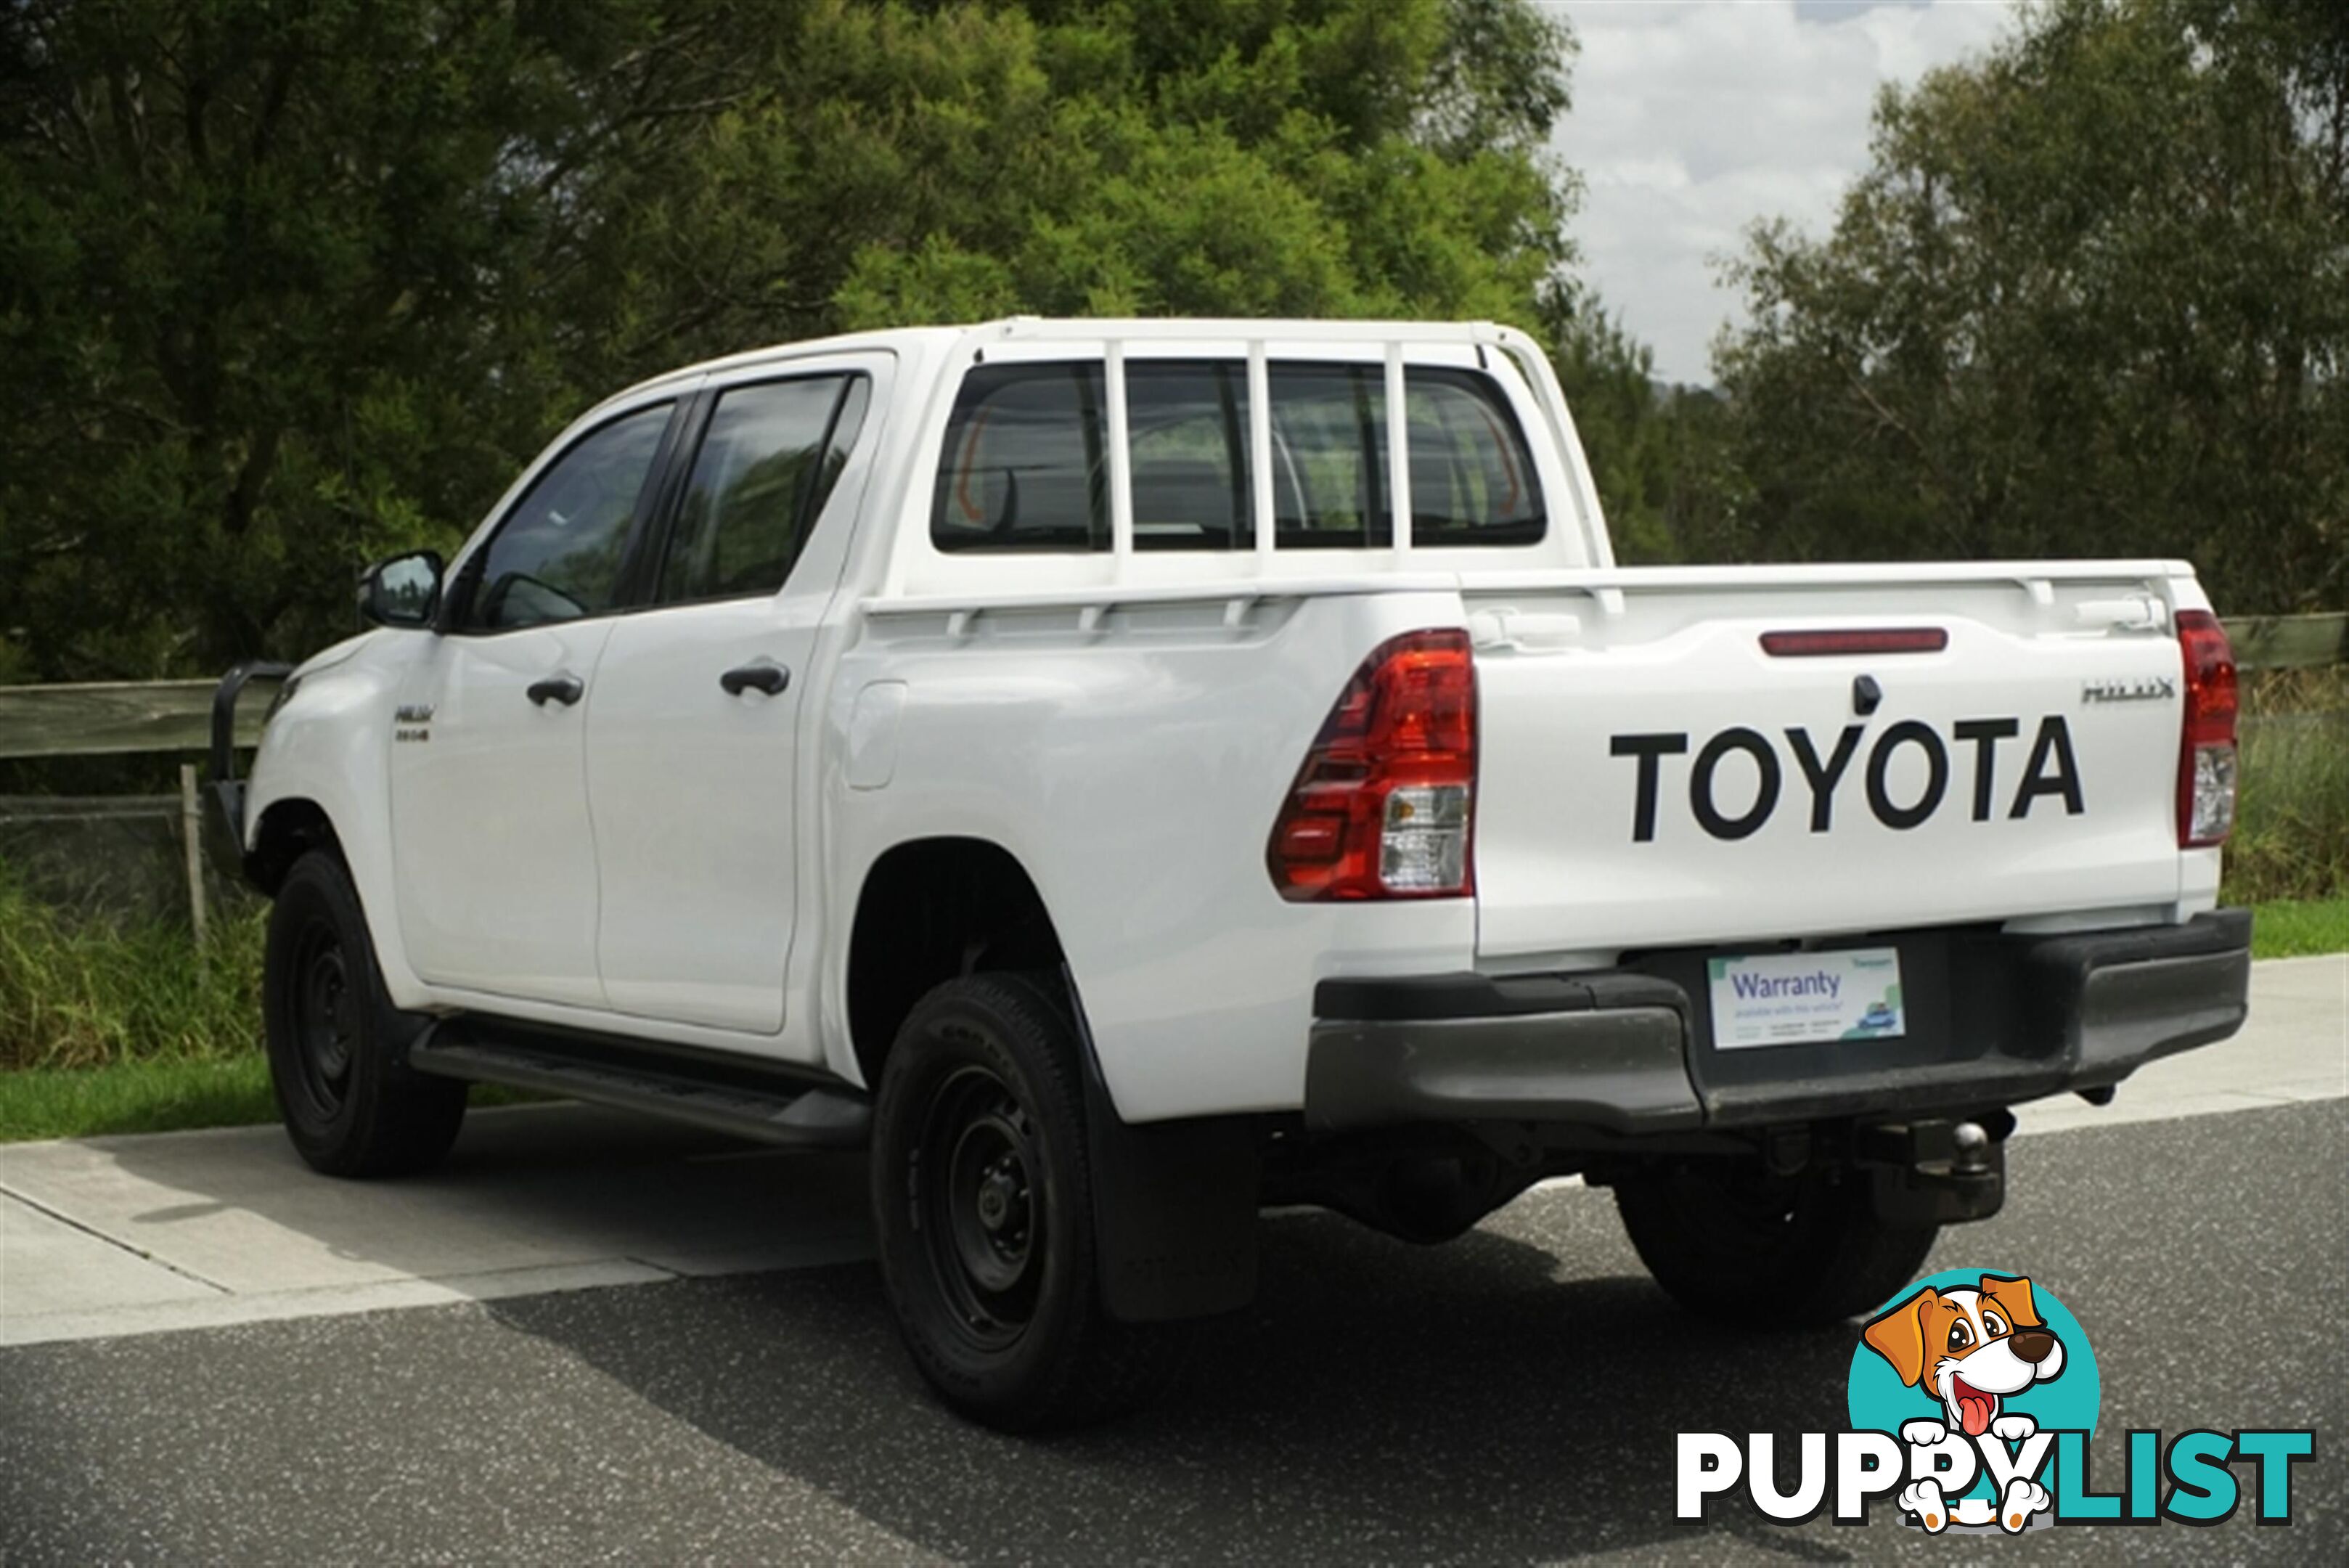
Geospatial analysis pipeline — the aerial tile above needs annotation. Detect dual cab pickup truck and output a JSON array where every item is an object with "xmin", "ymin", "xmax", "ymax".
[{"xmin": 211, "ymin": 317, "xmax": 2252, "ymax": 1429}]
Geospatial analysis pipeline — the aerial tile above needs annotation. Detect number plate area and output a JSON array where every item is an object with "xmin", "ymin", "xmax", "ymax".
[{"xmin": 1706, "ymin": 947, "xmax": 1905, "ymax": 1050}]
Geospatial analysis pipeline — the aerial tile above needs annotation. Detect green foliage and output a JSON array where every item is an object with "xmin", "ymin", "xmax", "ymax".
[
  {"xmin": 1710, "ymin": 0, "xmax": 2348, "ymax": 613},
  {"xmin": 2225, "ymin": 669, "xmax": 2349, "ymax": 905},
  {"xmin": 2246, "ymin": 897, "xmax": 2349, "ymax": 960},
  {"xmin": 0, "ymin": 1053, "xmax": 275, "ymax": 1141},
  {"xmin": 0, "ymin": 865, "xmax": 266, "ymax": 1069},
  {"xmin": 0, "ymin": 865, "xmax": 266, "ymax": 1071},
  {"xmin": 1543, "ymin": 295, "xmax": 1742, "ymax": 564},
  {"xmin": 0, "ymin": 0, "xmax": 1579, "ymax": 678}
]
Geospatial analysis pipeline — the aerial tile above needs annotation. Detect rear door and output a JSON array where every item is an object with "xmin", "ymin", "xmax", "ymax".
[
  {"xmin": 584, "ymin": 359, "xmax": 881, "ymax": 1036},
  {"xmin": 1467, "ymin": 576, "xmax": 2190, "ymax": 962}
]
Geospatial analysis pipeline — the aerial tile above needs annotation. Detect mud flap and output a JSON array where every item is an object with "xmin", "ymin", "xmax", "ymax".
[{"xmin": 1064, "ymin": 973, "xmax": 1260, "ymax": 1323}]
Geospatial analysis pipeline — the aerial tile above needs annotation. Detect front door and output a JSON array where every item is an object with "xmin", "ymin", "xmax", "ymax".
[
  {"xmin": 389, "ymin": 397, "xmax": 678, "ymax": 1008},
  {"xmin": 587, "ymin": 369, "xmax": 876, "ymax": 1034}
]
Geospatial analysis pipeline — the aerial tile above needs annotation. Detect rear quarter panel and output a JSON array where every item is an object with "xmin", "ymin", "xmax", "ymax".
[{"xmin": 821, "ymin": 590, "xmax": 1477, "ymax": 1121}]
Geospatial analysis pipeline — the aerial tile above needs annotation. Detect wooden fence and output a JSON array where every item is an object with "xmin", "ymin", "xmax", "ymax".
[
  {"xmin": 2223, "ymin": 612, "xmax": 2349, "ymax": 673},
  {"xmin": 0, "ymin": 611, "xmax": 2340, "ymax": 936},
  {"xmin": 0, "ymin": 674, "xmax": 285, "ymax": 942},
  {"xmin": 0, "ymin": 612, "xmax": 2341, "ymax": 765},
  {"xmin": 0, "ymin": 677, "xmax": 275, "ymax": 761}
]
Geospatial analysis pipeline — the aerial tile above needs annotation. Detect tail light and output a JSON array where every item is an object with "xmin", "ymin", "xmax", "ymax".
[
  {"xmin": 2176, "ymin": 610, "xmax": 2237, "ymax": 848},
  {"xmin": 1267, "ymin": 629, "xmax": 1476, "ymax": 899}
]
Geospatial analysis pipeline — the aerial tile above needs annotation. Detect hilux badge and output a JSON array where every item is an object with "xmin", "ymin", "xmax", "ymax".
[
  {"xmin": 393, "ymin": 703, "xmax": 433, "ymax": 743},
  {"xmin": 2080, "ymin": 677, "xmax": 2173, "ymax": 705}
]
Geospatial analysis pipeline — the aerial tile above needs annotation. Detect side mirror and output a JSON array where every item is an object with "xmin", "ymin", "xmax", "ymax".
[{"xmin": 359, "ymin": 550, "xmax": 444, "ymax": 629}]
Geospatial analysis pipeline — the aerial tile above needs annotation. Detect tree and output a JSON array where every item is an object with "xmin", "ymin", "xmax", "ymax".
[
  {"xmin": 1714, "ymin": 0, "xmax": 2348, "ymax": 613},
  {"xmin": 0, "ymin": 0, "xmax": 1582, "ymax": 679},
  {"xmin": 0, "ymin": 0, "xmax": 749, "ymax": 677},
  {"xmin": 1543, "ymin": 293, "xmax": 1741, "ymax": 565}
]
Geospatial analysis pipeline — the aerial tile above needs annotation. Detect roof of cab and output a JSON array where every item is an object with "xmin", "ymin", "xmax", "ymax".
[{"xmin": 587, "ymin": 316, "xmax": 1508, "ymax": 417}]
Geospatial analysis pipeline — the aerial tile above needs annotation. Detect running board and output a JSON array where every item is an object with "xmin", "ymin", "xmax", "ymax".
[{"xmin": 409, "ymin": 1030, "xmax": 870, "ymax": 1150}]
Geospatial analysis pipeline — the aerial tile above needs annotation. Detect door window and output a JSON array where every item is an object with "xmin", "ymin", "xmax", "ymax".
[
  {"xmin": 463, "ymin": 403, "xmax": 673, "ymax": 631},
  {"xmin": 657, "ymin": 375, "xmax": 870, "ymax": 605}
]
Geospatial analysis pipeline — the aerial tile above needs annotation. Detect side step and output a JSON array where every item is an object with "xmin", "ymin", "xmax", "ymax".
[{"xmin": 409, "ymin": 1029, "xmax": 870, "ymax": 1150}]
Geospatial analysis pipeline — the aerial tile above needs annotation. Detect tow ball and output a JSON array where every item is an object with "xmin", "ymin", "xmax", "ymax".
[{"xmin": 1856, "ymin": 1113, "xmax": 2012, "ymax": 1225}]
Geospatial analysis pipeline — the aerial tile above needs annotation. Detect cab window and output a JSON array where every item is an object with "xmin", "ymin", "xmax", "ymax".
[
  {"xmin": 657, "ymin": 375, "xmax": 870, "ymax": 605},
  {"xmin": 462, "ymin": 403, "xmax": 672, "ymax": 631},
  {"xmin": 1129, "ymin": 363, "xmax": 1250, "ymax": 551},
  {"xmin": 931, "ymin": 363, "xmax": 1105, "ymax": 552},
  {"xmin": 929, "ymin": 359, "xmax": 1543, "ymax": 552}
]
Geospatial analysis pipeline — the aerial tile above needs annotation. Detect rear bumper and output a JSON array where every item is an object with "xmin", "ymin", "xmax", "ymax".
[{"xmin": 1304, "ymin": 909, "xmax": 2252, "ymax": 1135}]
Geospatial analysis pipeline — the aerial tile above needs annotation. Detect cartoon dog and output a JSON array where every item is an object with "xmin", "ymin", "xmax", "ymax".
[{"xmin": 1863, "ymin": 1275, "xmax": 2065, "ymax": 1534}]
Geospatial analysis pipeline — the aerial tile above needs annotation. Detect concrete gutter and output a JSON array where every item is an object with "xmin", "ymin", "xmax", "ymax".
[{"xmin": 3, "ymin": 956, "xmax": 2341, "ymax": 1349}]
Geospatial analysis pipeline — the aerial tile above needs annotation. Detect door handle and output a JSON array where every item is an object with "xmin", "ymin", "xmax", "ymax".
[
  {"xmin": 720, "ymin": 658, "xmax": 790, "ymax": 698},
  {"xmin": 526, "ymin": 671, "xmax": 585, "ymax": 707}
]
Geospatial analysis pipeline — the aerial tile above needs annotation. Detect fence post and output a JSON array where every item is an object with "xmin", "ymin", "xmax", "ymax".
[{"xmin": 179, "ymin": 762, "xmax": 209, "ymax": 947}]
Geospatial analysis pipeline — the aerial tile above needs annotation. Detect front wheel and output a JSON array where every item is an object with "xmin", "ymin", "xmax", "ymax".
[
  {"xmin": 1613, "ymin": 1159, "xmax": 1938, "ymax": 1327},
  {"xmin": 263, "ymin": 851, "xmax": 466, "ymax": 1177},
  {"xmin": 870, "ymin": 973, "xmax": 1177, "ymax": 1430}
]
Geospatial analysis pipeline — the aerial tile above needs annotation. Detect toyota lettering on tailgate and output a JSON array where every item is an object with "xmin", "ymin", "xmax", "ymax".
[{"xmin": 1609, "ymin": 716, "xmax": 2084, "ymax": 842}]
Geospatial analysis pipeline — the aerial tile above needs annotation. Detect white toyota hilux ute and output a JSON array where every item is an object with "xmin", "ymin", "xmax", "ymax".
[{"xmin": 209, "ymin": 317, "xmax": 2252, "ymax": 1429}]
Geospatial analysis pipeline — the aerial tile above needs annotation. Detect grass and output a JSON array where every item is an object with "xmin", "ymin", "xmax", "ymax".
[
  {"xmin": 1, "ymin": 862, "xmax": 282, "ymax": 1140},
  {"xmin": 2223, "ymin": 669, "xmax": 2349, "ymax": 907},
  {"xmin": 0, "ymin": 874, "xmax": 266, "ymax": 1071},
  {"xmin": 0, "ymin": 1055, "xmax": 536, "ymax": 1143},
  {"xmin": 0, "ymin": 1054, "xmax": 277, "ymax": 1143},
  {"xmin": 4, "ymin": 676, "xmax": 2345, "ymax": 1147},
  {"xmin": 0, "ymin": 859, "xmax": 560, "ymax": 1141},
  {"xmin": 2248, "ymin": 897, "xmax": 2349, "ymax": 960}
]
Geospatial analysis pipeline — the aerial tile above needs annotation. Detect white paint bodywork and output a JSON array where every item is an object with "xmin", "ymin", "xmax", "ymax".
[{"xmin": 241, "ymin": 319, "xmax": 2222, "ymax": 1123}]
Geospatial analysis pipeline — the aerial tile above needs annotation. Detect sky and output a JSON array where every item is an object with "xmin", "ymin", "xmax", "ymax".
[{"xmin": 1547, "ymin": 1, "xmax": 2022, "ymax": 384}]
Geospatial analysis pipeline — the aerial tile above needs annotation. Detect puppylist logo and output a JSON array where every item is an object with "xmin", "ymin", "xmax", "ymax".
[{"xmin": 1677, "ymin": 1269, "xmax": 2317, "ymax": 1533}]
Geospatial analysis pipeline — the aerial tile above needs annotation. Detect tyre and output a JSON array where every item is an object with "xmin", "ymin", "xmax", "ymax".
[
  {"xmin": 871, "ymin": 973, "xmax": 1178, "ymax": 1431},
  {"xmin": 263, "ymin": 850, "xmax": 466, "ymax": 1177},
  {"xmin": 1614, "ymin": 1158, "xmax": 1937, "ymax": 1327}
]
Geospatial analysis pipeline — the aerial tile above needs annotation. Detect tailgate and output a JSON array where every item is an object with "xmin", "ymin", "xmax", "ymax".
[{"xmin": 1468, "ymin": 571, "xmax": 2191, "ymax": 961}]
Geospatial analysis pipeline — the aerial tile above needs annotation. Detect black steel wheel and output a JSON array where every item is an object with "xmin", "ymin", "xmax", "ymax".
[
  {"xmin": 872, "ymin": 973, "xmax": 1180, "ymax": 1431},
  {"xmin": 263, "ymin": 850, "xmax": 466, "ymax": 1177},
  {"xmin": 282, "ymin": 915, "xmax": 359, "ymax": 1122},
  {"xmin": 917, "ymin": 1064, "xmax": 1047, "ymax": 1349},
  {"xmin": 1614, "ymin": 1157, "xmax": 1939, "ymax": 1328}
]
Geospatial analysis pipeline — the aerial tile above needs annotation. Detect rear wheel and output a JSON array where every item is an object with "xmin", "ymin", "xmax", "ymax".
[
  {"xmin": 1614, "ymin": 1158, "xmax": 1937, "ymax": 1326},
  {"xmin": 871, "ymin": 973, "xmax": 1177, "ymax": 1430},
  {"xmin": 263, "ymin": 851, "xmax": 466, "ymax": 1177}
]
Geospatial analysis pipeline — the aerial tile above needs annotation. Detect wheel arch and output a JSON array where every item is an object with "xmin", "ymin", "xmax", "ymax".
[
  {"xmin": 246, "ymin": 796, "xmax": 345, "ymax": 896},
  {"xmin": 850, "ymin": 845, "xmax": 1264, "ymax": 1330},
  {"xmin": 844, "ymin": 835, "xmax": 1071, "ymax": 1092},
  {"xmin": 244, "ymin": 767, "xmax": 426, "ymax": 1010}
]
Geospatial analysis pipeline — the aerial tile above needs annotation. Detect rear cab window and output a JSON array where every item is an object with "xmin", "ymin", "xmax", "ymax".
[{"xmin": 931, "ymin": 358, "xmax": 1544, "ymax": 554}]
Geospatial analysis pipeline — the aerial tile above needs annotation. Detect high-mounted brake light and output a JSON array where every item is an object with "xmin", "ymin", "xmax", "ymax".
[
  {"xmin": 1268, "ymin": 629, "xmax": 1476, "ymax": 899},
  {"xmin": 1760, "ymin": 628, "xmax": 1949, "ymax": 657},
  {"xmin": 2176, "ymin": 610, "xmax": 2238, "ymax": 849}
]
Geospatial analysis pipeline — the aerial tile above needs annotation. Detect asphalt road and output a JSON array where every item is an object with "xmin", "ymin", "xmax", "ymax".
[{"xmin": 2, "ymin": 1098, "xmax": 2341, "ymax": 1565}]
